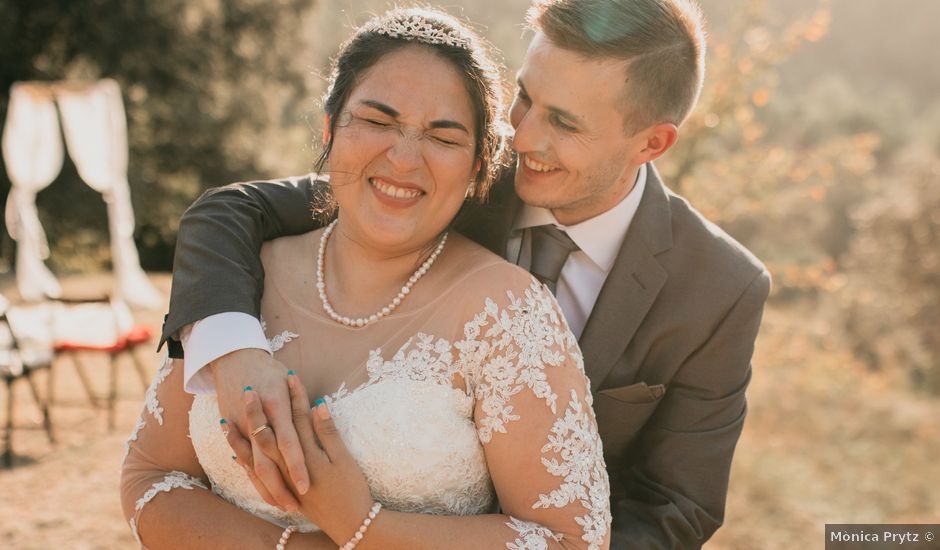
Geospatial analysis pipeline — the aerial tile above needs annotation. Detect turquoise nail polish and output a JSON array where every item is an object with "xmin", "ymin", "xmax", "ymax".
[
  {"xmin": 244, "ymin": 385, "xmax": 252, "ymax": 392},
  {"xmin": 219, "ymin": 418, "xmax": 227, "ymax": 425},
  {"xmin": 314, "ymin": 397, "xmax": 325, "ymax": 407},
  {"xmin": 287, "ymin": 370, "xmax": 295, "ymax": 376}
]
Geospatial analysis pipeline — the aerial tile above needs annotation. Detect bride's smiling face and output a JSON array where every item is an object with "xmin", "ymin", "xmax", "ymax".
[{"xmin": 326, "ymin": 45, "xmax": 479, "ymax": 254}]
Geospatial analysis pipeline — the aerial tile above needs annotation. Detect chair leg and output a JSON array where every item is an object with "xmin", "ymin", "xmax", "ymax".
[
  {"xmin": 69, "ymin": 352, "xmax": 101, "ymax": 408},
  {"xmin": 3, "ymin": 378, "xmax": 13, "ymax": 468},
  {"xmin": 130, "ymin": 347, "xmax": 151, "ymax": 391},
  {"xmin": 108, "ymin": 353, "xmax": 119, "ymax": 432},
  {"xmin": 25, "ymin": 368, "xmax": 55, "ymax": 444},
  {"xmin": 47, "ymin": 358, "xmax": 56, "ymax": 407}
]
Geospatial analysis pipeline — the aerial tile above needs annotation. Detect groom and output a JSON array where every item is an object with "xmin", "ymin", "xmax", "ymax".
[{"xmin": 161, "ymin": 0, "xmax": 770, "ymax": 547}]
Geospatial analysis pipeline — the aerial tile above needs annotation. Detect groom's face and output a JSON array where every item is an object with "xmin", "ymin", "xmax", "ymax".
[{"xmin": 510, "ymin": 33, "xmax": 650, "ymax": 226}]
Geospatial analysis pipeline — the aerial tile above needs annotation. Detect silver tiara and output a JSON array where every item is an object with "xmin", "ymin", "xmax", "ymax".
[{"xmin": 365, "ymin": 14, "xmax": 471, "ymax": 50}]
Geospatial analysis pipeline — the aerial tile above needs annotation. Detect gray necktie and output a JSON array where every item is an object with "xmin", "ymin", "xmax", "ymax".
[{"xmin": 529, "ymin": 224, "xmax": 579, "ymax": 295}]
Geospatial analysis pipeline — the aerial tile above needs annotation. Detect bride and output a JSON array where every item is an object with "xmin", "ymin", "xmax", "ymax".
[{"xmin": 121, "ymin": 8, "xmax": 610, "ymax": 549}]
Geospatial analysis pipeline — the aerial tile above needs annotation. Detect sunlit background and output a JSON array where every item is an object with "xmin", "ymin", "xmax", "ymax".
[{"xmin": 0, "ymin": 0, "xmax": 938, "ymax": 548}]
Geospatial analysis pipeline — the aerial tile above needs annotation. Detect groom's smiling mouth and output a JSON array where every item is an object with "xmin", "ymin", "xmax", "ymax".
[
  {"xmin": 521, "ymin": 154, "xmax": 562, "ymax": 174},
  {"xmin": 369, "ymin": 176, "xmax": 425, "ymax": 201}
]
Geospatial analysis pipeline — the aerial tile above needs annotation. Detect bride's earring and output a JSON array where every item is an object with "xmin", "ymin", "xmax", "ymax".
[{"xmin": 465, "ymin": 180, "xmax": 475, "ymax": 199}]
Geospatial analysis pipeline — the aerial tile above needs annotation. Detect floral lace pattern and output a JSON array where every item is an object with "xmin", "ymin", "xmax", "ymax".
[
  {"xmin": 506, "ymin": 517, "xmax": 564, "ymax": 550},
  {"xmin": 267, "ymin": 330, "xmax": 298, "ymax": 352},
  {"xmin": 536, "ymin": 390, "xmax": 610, "ymax": 548},
  {"xmin": 130, "ymin": 470, "xmax": 206, "ymax": 545},
  {"xmin": 463, "ymin": 280, "xmax": 610, "ymax": 549},
  {"xmin": 122, "ymin": 415, "xmax": 146, "ymax": 466},
  {"xmin": 261, "ymin": 316, "xmax": 299, "ymax": 352},
  {"xmin": 465, "ymin": 284, "xmax": 572, "ymax": 442},
  {"xmin": 123, "ymin": 355, "xmax": 173, "ymax": 466},
  {"xmin": 328, "ymin": 332, "xmax": 465, "ymax": 402},
  {"xmin": 186, "ymin": 277, "xmax": 608, "ymax": 548},
  {"xmin": 330, "ymin": 380, "xmax": 492, "ymax": 515},
  {"xmin": 144, "ymin": 355, "xmax": 174, "ymax": 425}
]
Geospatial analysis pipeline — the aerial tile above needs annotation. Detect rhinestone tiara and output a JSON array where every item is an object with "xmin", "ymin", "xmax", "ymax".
[{"xmin": 364, "ymin": 12, "xmax": 471, "ymax": 50}]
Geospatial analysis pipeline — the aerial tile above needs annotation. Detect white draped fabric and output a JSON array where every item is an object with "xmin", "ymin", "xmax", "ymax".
[
  {"xmin": 57, "ymin": 79, "xmax": 163, "ymax": 309},
  {"xmin": 6, "ymin": 298, "xmax": 135, "ymax": 350},
  {"xmin": 2, "ymin": 79, "xmax": 163, "ymax": 309},
  {"xmin": 1, "ymin": 84, "xmax": 64, "ymax": 301}
]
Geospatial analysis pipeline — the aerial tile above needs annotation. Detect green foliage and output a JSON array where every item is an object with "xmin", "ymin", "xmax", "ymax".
[{"xmin": 1, "ymin": 0, "xmax": 318, "ymax": 271}]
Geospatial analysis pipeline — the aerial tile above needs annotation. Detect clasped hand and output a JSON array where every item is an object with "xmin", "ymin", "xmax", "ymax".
[{"xmin": 213, "ymin": 351, "xmax": 373, "ymax": 542}]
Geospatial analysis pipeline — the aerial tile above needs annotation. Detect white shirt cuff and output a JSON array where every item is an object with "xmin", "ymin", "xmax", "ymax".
[{"xmin": 181, "ymin": 312, "xmax": 271, "ymax": 395}]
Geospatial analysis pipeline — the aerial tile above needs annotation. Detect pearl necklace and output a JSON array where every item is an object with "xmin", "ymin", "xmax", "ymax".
[{"xmin": 316, "ymin": 220, "xmax": 448, "ymax": 327}]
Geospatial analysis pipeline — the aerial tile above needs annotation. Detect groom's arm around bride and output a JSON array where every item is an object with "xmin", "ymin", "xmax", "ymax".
[{"xmin": 157, "ymin": 0, "xmax": 772, "ymax": 547}]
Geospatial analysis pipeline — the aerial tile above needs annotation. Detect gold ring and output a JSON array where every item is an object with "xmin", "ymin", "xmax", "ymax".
[{"xmin": 249, "ymin": 424, "xmax": 271, "ymax": 437}]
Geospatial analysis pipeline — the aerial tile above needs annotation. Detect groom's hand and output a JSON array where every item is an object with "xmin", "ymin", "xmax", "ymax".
[{"xmin": 211, "ymin": 349, "xmax": 310, "ymax": 512}]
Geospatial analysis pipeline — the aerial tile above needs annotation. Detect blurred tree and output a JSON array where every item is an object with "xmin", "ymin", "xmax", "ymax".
[
  {"xmin": 657, "ymin": 0, "xmax": 878, "ymax": 294},
  {"xmin": 840, "ymin": 152, "xmax": 940, "ymax": 392},
  {"xmin": 657, "ymin": 0, "xmax": 938, "ymax": 392},
  {"xmin": 0, "ymin": 0, "xmax": 318, "ymax": 272},
  {"xmin": 2, "ymin": 0, "xmax": 935, "ymax": 392}
]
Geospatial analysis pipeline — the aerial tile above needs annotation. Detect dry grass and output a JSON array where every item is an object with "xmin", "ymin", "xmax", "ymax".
[
  {"xmin": 1, "ymin": 274, "xmax": 937, "ymax": 549},
  {"xmin": 709, "ymin": 302, "xmax": 940, "ymax": 549},
  {"xmin": 0, "ymin": 273, "xmax": 172, "ymax": 550}
]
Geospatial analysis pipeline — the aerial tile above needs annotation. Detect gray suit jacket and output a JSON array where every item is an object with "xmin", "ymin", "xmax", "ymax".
[{"xmin": 162, "ymin": 163, "xmax": 771, "ymax": 549}]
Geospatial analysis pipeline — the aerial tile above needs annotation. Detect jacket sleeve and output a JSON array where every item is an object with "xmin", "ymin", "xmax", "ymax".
[
  {"xmin": 609, "ymin": 269, "xmax": 771, "ymax": 549},
  {"xmin": 160, "ymin": 176, "xmax": 323, "ymax": 350}
]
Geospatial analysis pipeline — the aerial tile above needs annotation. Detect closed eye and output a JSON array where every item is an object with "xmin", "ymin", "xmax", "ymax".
[
  {"xmin": 432, "ymin": 136, "xmax": 460, "ymax": 146},
  {"xmin": 426, "ymin": 130, "xmax": 468, "ymax": 147},
  {"xmin": 362, "ymin": 117, "xmax": 391, "ymax": 127},
  {"xmin": 549, "ymin": 113, "xmax": 577, "ymax": 132}
]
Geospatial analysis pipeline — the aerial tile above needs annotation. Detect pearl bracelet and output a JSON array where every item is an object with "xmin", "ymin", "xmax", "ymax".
[
  {"xmin": 276, "ymin": 524, "xmax": 297, "ymax": 550},
  {"xmin": 339, "ymin": 502, "xmax": 382, "ymax": 550}
]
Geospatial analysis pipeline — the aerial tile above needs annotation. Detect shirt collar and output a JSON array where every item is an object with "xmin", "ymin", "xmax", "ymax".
[{"xmin": 513, "ymin": 163, "xmax": 647, "ymax": 273}]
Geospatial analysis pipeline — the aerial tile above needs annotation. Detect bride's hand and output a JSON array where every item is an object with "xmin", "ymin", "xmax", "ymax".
[
  {"xmin": 240, "ymin": 376, "xmax": 374, "ymax": 544},
  {"xmin": 212, "ymin": 349, "xmax": 308, "ymax": 512}
]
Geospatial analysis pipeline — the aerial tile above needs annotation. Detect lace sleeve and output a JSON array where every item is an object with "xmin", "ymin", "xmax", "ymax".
[
  {"xmin": 464, "ymin": 277, "xmax": 611, "ymax": 550},
  {"xmin": 120, "ymin": 356, "xmax": 210, "ymax": 546},
  {"xmin": 120, "ymin": 356, "xmax": 314, "ymax": 548}
]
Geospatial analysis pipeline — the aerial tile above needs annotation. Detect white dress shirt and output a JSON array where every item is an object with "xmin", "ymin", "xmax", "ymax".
[
  {"xmin": 181, "ymin": 312, "xmax": 270, "ymax": 394},
  {"xmin": 181, "ymin": 165, "xmax": 647, "ymax": 393},
  {"xmin": 506, "ymin": 164, "xmax": 646, "ymax": 338}
]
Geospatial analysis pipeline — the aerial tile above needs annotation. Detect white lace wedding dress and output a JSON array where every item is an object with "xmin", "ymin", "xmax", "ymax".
[{"xmin": 121, "ymin": 232, "xmax": 611, "ymax": 549}]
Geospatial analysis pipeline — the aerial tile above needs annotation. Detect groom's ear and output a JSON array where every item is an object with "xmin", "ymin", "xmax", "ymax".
[
  {"xmin": 322, "ymin": 114, "xmax": 331, "ymax": 145},
  {"xmin": 631, "ymin": 123, "xmax": 679, "ymax": 164}
]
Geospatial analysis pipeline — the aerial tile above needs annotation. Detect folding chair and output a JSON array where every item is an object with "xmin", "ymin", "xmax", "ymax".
[
  {"xmin": 6, "ymin": 297, "xmax": 153, "ymax": 434},
  {"xmin": 48, "ymin": 297, "xmax": 153, "ymax": 432},
  {"xmin": 0, "ymin": 295, "xmax": 55, "ymax": 468}
]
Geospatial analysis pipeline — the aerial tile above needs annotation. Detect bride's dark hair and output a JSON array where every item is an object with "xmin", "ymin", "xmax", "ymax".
[{"xmin": 312, "ymin": 8, "xmax": 509, "ymax": 221}]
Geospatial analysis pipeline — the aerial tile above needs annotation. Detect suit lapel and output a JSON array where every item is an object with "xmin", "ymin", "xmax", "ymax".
[
  {"xmin": 462, "ymin": 162, "xmax": 674, "ymax": 392},
  {"xmin": 579, "ymin": 164, "xmax": 673, "ymax": 393}
]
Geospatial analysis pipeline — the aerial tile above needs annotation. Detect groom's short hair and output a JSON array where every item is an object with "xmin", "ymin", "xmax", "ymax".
[{"xmin": 527, "ymin": 0, "xmax": 706, "ymax": 132}]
